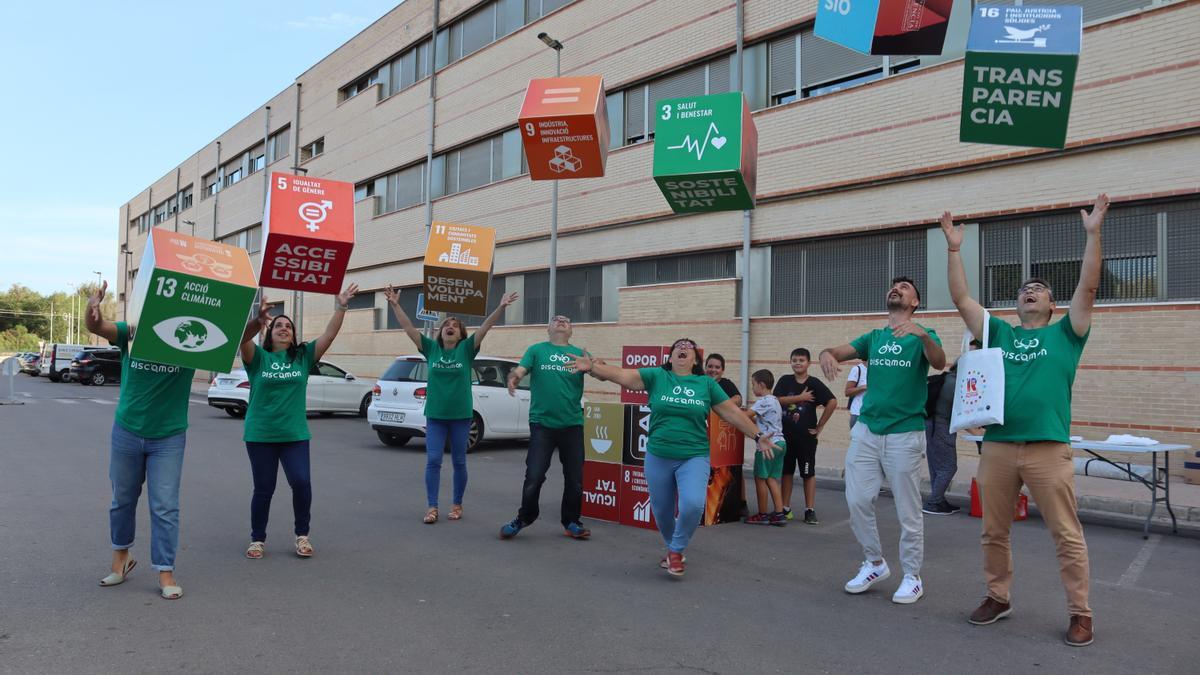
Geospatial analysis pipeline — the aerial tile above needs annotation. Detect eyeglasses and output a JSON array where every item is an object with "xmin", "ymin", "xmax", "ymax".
[
  {"xmin": 672, "ymin": 339, "xmax": 697, "ymax": 350},
  {"xmin": 1019, "ymin": 283, "xmax": 1050, "ymax": 295},
  {"xmin": 550, "ymin": 316, "xmax": 572, "ymax": 324}
]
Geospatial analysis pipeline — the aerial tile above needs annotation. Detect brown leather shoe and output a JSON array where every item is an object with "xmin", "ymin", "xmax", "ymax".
[
  {"xmin": 1065, "ymin": 615, "xmax": 1094, "ymax": 647},
  {"xmin": 968, "ymin": 597, "xmax": 1013, "ymax": 625}
]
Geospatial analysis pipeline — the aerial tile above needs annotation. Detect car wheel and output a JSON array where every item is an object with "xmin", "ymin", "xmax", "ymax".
[
  {"xmin": 91, "ymin": 372, "xmax": 106, "ymax": 386},
  {"xmin": 359, "ymin": 393, "xmax": 372, "ymax": 418},
  {"xmin": 376, "ymin": 430, "xmax": 411, "ymax": 447},
  {"xmin": 467, "ymin": 413, "xmax": 483, "ymax": 454},
  {"xmin": 225, "ymin": 407, "xmax": 246, "ymax": 418}
]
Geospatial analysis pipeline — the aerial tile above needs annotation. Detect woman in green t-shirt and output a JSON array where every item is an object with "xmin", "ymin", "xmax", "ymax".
[
  {"xmin": 239, "ymin": 285, "xmax": 357, "ymax": 560},
  {"xmin": 570, "ymin": 339, "xmax": 775, "ymax": 578},
  {"xmin": 384, "ymin": 286, "xmax": 518, "ymax": 524}
]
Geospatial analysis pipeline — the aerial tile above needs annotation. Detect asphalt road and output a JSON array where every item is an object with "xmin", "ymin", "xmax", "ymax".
[{"xmin": 1, "ymin": 374, "xmax": 1196, "ymax": 673}]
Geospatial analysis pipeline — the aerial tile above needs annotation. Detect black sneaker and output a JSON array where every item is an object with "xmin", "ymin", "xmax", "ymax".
[
  {"xmin": 499, "ymin": 517, "xmax": 526, "ymax": 539},
  {"xmin": 803, "ymin": 509, "xmax": 819, "ymax": 525},
  {"xmin": 922, "ymin": 503, "xmax": 954, "ymax": 516},
  {"xmin": 942, "ymin": 501, "xmax": 962, "ymax": 515}
]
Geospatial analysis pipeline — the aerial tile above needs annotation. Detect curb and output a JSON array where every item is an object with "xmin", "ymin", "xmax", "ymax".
[{"xmin": 808, "ymin": 466, "xmax": 1200, "ymax": 540}]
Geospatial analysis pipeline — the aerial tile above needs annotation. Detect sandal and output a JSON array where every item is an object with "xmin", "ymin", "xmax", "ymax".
[
  {"xmin": 423, "ymin": 507, "xmax": 438, "ymax": 524},
  {"xmin": 295, "ymin": 536, "xmax": 313, "ymax": 558},
  {"xmin": 448, "ymin": 505, "xmax": 463, "ymax": 521},
  {"xmin": 245, "ymin": 541, "xmax": 265, "ymax": 559},
  {"xmin": 99, "ymin": 557, "xmax": 137, "ymax": 587},
  {"xmin": 159, "ymin": 584, "xmax": 184, "ymax": 600}
]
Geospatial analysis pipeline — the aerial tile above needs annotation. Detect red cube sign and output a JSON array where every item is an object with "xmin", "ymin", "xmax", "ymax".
[
  {"xmin": 619, "ymin": 346, "xmax": 670, "ymax": 404},
  {"xmin": 260, "ymin": 172, "xmax": 355, "ymax": 294},
  {"xmin": 519, "ymin": 76, "xmax": 610, "ymax": 180},
  {"xmin": 619, "ymin": 464, "xmax": 658, "ymax": 531},
  {"xmin": 582, "ymin": 461, "xmax": 621, "ymax": 523},
  {"xmin": 708, "ymin": 412, "xmax": 746, "ymax": 468}
]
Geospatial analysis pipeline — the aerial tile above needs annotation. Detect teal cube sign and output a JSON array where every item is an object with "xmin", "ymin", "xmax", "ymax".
[
  {"xmin": 127, "ymin": 229, "xmax": 259, "ymax": 372},
  {"xmin": 960, "ymin": 6, "xmax": 1082, "ymax": 149},
  {"xmin": 652, "ymin": 92, "xmax": 758, "ymax": 214}
]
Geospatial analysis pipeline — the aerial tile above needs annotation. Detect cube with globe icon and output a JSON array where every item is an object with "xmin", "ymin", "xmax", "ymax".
[{"xmin": 127, "ymin": 229, "xmax": 258, "ymax": 372}]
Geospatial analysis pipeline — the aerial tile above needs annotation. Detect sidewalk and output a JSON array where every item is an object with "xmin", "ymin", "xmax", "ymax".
[{"xmin": 803, "ymin": 443, "xmax": 1200, "ymax": 538}]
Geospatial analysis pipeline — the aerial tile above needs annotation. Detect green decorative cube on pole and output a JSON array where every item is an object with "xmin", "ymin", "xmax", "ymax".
[
  {"xmin": 652, "ymin": 92, "xmax": 758, "ymax": 214},
  {"xmin": 960, "ymin": 6, "xmax": 1082, "ymax": 149}
]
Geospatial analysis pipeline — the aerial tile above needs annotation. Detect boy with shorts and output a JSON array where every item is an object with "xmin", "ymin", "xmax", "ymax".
[
  {"xmin": 774, "ymin": 348, "xmax": 838, "ymax": 524},
  {"xmin": 744, "ymin": 370, "xmax": 787, "ymax": 526}
]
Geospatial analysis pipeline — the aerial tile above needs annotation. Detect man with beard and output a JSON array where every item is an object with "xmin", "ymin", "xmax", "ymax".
[
  {"xmin": 819, "ymin": 277, "xmax": 945, "ymax": 604},
  {"xmin": 941, "ymin": 195, "xmax": 1108, "ymax": 647},
  {"xmin": 500, "ymin": 315, "xmax": 591, "ymax": 540}
]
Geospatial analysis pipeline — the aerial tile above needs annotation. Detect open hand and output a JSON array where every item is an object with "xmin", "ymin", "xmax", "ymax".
[
  {"xmin": 891, "ymin": 320, "xmax": 926, "ymax": 339},
  {"xmin": 88, "ymin": 280, "xmax": 107, "ymax": 323},
  {"xmin": 819, "ymin": 350, "xmax": 840, "ymax": 382},
  {"xmin": 1081, "ymin": 193, "xmax": 1109, "ymax": 234},
  {"xmin": 567, "ymin": 354, "xmax": 592, "ymax": 374},
  {"xmin": 498, "ymin": 291, "xmax": 519, "ymax": 308},
  {"xmin": 336, "ymin": 283, "xmax": 360, "ymax": 307},
  {"xmin": 383, "ymin": 284, "xmax": 400, "ymax": 305},
  {"xmin": 940, "ymin": 211, "xmax": 963, "ymax": 251},
  {"xmin": 757, "ymin": 435, "xmax": 778, "ymax": 459}
]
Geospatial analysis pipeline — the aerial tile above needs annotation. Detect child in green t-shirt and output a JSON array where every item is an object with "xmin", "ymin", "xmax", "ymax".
[{"xmin": 744, "ymin": 370, "xmax": 787, "ymax": 527}]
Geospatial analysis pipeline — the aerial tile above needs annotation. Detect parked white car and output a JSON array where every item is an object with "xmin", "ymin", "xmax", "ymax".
[
  {"xmin": 207, "ymin": 360, "xmax": 375, "ymax": 418},
  {"xmin": 367, "ymin": 354, "xmax": 531, "ymax": 452}
]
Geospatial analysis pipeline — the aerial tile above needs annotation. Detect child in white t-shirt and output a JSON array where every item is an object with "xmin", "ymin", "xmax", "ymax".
[{"xmin": 745, "ymin": 369, "xmax": 787, "ymax": 526}]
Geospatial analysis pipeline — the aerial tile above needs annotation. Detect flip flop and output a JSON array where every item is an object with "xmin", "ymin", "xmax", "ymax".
[
  {"xmin": 159, "ymin": 585, "xmax": 183, "ymax": 600},
  {"xmin": 99, "ymin": 558, "xmax": 137, "ymax": 587}
]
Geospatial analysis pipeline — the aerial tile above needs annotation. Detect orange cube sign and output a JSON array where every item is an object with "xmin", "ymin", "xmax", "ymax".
[
  {"xmin": 260, "ymin": 172, "xmax": 355, "ymax": 294},
  {"xmin": 423, "ymin": 222, "xmax": 496, "ymax": 316},
  {"xmin": 518, "ymin": 76, "xmax": 610, "ymax": 180}
]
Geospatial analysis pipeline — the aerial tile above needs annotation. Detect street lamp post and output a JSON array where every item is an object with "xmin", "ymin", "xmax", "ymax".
[{"xmin": 538, "ymin": 32, "xmax": 564, "ymax": 321}]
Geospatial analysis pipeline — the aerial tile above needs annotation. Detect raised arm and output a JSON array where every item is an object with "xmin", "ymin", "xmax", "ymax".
[
  {"xmin": 713, "ymin": 399, "xmax": 780, "ymax": 459},
  {"xmin": 84, "ymin": 280, "xmax": 118, "ymax": 344},
  {"xmin": 472, "ymin": 291, "xmax": 518, "ymax": 347},
  {"xmin": 506, "ymin": 365, "xmax": 528, "ymax": 396},
  {"xmin": 568, "ymin": 353, "xmax": 645, "ymax": 391},
  {"xmin": 941, "ymin": 211, "xmax": 986, "ymax": 340},
  {"xmin": 313, "ymin": 283, "xmax": 358, "ymax": 361},
  {"xmin": 239, "ymin": 294, "xmax": 272, "ymax": 365},
  {"xmin": 818, "ymin": 344, "xmax": 860, "ymax": 381},
  {"xmin": 1070, "ymin": 194, "xmax": 1108, "ymax": 338},
  {"xmin": 383, "ymin": 285, "xmax": 423, "ymax": 350}
]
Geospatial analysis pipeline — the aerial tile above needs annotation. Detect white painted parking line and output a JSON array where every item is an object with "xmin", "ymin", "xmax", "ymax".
[
  {"xmin": 1118, "ymin": 533, "xmax": 1160, "ymax": 588},
  {"xmin": 53, "ymin": 399, "xmax": 80, "ymax": 405},
  {"xmin": 91, "ymin": 399, "xmax": 116, "ymax": 405}
]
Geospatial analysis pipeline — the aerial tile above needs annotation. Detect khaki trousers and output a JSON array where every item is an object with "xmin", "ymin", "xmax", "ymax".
[{"xmin": 978, "ymin": 441, "xmax": 1091, "ymax": 617}]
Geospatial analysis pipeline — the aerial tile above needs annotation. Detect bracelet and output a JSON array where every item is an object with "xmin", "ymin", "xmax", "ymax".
[
  {"xmin": 336, "ymin": 303, "xmax": 349, "ymax": 311},
  {"xmin": 947, "ymin": 248, "xmax": 960, "ymax": 253}
]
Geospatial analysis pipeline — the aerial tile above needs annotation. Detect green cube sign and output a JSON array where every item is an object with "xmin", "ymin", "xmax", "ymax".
[
  {"xmin": 652, "ymin": 92, "xmax": 758, "ymax": 213},
  {"xmin": 960, "ymin": 6, "xmax": 1082, "ymax": 149},
  {"xmin": 127, "ymin": 229, "xmax": 258, "ymax": 372}
]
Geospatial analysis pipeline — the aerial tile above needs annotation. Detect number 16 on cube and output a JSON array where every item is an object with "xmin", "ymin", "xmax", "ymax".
[{"xmin": 260, "ymin": 172, "xmax": 356, "ymax": 294}]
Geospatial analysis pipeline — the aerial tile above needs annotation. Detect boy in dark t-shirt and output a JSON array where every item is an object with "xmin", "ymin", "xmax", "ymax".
[{"xmin": 773, "ymin": 348, "xmax": 838, "ymax": 523}]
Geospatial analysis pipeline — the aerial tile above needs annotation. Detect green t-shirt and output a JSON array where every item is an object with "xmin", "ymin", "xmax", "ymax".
[
  {"xmin": 519, "ymin": 341, "xmax": 585, "ymax": 428},
  {"xmin": 112, "ymin": 322, "xmax": 195, "ymax": 439},
  {"xmin": 420, "ymin": 334, "xmax": 478, "ymax": 421},
  {"xmin": 243, "ymin": 341, "xmax": 317, "ymax": 443},
  {"xmin": 639, "ymin": 367, "xmax": 729, "ymax": 460},
  {"xmin": 851, "ymin": 324, "xmax": 941, "ymax": 435},
  {"xmin": 984, "ymin": 314, "xmax": 1089, "ymax": 443}
]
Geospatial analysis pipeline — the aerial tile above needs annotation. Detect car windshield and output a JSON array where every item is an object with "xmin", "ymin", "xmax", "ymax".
[{"xmin": 379, "ymin": 359, "xmax": 426, "ymax": 382}]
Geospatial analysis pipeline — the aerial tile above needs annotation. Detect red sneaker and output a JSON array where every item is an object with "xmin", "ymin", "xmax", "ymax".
[{"xmin": 666, "ymin": 551, "xmax": 685, "ymax": 577}]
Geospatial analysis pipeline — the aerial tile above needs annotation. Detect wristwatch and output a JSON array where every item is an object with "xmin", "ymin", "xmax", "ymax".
[{"xmin": 754, "ymin": 432, "xmax": 763, "ymax": 442}]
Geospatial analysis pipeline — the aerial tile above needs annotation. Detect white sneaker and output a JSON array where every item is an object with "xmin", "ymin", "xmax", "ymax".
[
  {"xmin": 844, "ymin": 560, "xmax": 891, "ymax": 594},
  {"xmin": 892, "ymin": 574, "xmax": 924, "ymax": 604}
]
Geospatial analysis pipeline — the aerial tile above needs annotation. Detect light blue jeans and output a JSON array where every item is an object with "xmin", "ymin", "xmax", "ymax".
[
  {"xmin": 643, "ymin": 453, "xmax": 710, "ymax": 553},
  {"xmin": 109, "ymin": 422, "xmax": 186, "ymax": 571}
]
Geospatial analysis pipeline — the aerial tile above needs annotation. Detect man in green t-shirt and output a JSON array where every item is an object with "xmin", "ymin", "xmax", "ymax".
[
  {"xmin": 941, "ymin": 195, "xmax": 1109, "ymax": 648},
  {"xmin": 85, "ymin": 280, "xmax": 195, "ymax": 601},
  {"xmin": 499, "ymin": 315, "xmax": 591, "ymax": 540},
  {"xmin": 819, "ymin": 277, "xmax": 945, "ymax": 605}
]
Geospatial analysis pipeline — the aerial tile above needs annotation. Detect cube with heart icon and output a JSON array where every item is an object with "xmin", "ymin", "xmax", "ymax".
[
  {"xmin": 260, "ymin": 172, "xmax": 356, "ymax": 294},
  {"xmin": 652, "ymin": 92, "xmax": 758, "ymax": 213},
  {"xmin": 127, "ymin": 229, "xmax": 258, "ymax": 372}
]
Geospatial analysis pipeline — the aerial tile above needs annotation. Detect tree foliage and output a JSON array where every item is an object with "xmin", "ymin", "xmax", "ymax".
[{"xmin": 0, "ymin": 283, "xmax": 116, "ymax": 346}]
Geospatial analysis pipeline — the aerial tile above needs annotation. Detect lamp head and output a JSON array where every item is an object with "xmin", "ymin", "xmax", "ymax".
[{"xmin": 537, "ymin": 32, "xmax": 563, "ymax": 50}]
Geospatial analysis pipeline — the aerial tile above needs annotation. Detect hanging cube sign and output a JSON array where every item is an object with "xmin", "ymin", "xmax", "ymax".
[
  {"xmin": 960, "ymin": 6, "xmax": 1081, "ymax": 149},
  {"xmin": 652, "ymin": 92, "xmax": 758, "ymax": 214},
  {"xmin": 815, "ymin": 0, "xmax": 955, "ymax": 55},
  {"xmin": 260, "ymin": 172, "xmax": 355, "ymax": 294},
  {"xmin": 422, "ymin": 222, "xmax": 496, "ymax": 316},
  {"xmin": 519, "ymin": 76, "xmax": 610, "ymax": 180},
  {"xmin": 127, "ymin": 229, "xmax": 257, "ymax": 372}
]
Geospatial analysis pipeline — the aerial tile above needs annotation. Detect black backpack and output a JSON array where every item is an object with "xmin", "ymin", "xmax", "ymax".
[{"xmin": 925, "ymin": 372, "xmax": 947, "ymax": 418}]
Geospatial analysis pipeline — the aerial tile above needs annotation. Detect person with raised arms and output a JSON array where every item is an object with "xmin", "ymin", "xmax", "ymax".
[
  {"xmin": 569, "ymin": 338, "xmax": 777, "ymax": 578},
  {"xmin": 384, "ymin": 286, "xmax": 518, "ymax": 524},
  {"xmin": 498, "ymin": 314, "xmax": 591, "ymax": 540},
  {"xmin": 941, "ymin": 195, "xmax": 1108, "ymax": 647},
  {"xmin": 85, "ymin": 280, "xmax": 194, "ymax": 600},
  {"xmin": 240, "ymin": 284, "xmax": 357, "ymax": 560},
  {"xmin": 819, "ymin": 277, "xmax": 945, "ymax": 604}
]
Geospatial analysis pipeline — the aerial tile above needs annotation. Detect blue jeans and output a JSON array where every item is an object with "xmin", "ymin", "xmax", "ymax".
[
  {"xmin": 924, "ymin": 418, "xmax": 959, "ymax": 508},
  {"xmin": 425, "ymin": 418, "xmax": 470, "ymax": 507},
  {"xmin": 245, "ymin": 440, "xmax": 311, "ymax": 542},
  {"xmin": 643, "ymin": 453, "xmax": 710, "ymax": 553},
  {"xmin": 109, "ymin": 422, "xmax": 186, "ymax": 571}
]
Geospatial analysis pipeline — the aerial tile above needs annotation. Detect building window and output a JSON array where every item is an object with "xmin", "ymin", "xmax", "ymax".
[
  {"xmin": 981, "ymin": 199, "xmax": 1200, "ymax": 307},
  {"xmin": 130, "ymin": 212, "xmax": 151, "ymax": 234},
  {"xmin": 362, "ymin": 162, "xmax": 426, "ymax": 216},
  {"xmin": 431, "ymin": 128, "xmax": 525, "ymax": 198},
  {"xmin": 180, "ymin": 185, "xmax": 193, "ymax": 211},
  {"xmin": 218, "ymin": 225, "xmax": 263, "ymax": 255},
  {"xmin": 345, "ymin": 292, "xmax": 375, "ymax": 311},
  {"xmin": 223, "ymin": 165, "xmax": 244, "ymax": 188},
  {"xmin": 524, "ymin": 266, "xmax": 602, "ymax": 324},
  {"xmin": 436, "ymin": 0, "xmax": 579, "ymax": 70},
  {"xmin": 627, "ymin": 251, "xmax": 736, "ymax": 286},
  {"xmin": 340, "ymin": 70, "xmax": 381, "ymax": 101},
  {"xmin": 202, "ymin": 171, "xmax": 219, "ymax": 199},
  {"xmin": 772, "ymin": 229, "xmax": 927, "ymax": 315},
  {"xmin": 300, "ymin": 137, "xmax": 325, "ymax": 163},
  {"xmin": 267, "ymin": 127, "xmax": 290, "ymax": 164},
  {"xmin": 384, "ymin": 287, "xmax": 421, "ymax": 330},
  {"xmin": 247, "ymin": 143, "xmax": 266, "ymax": 175}
]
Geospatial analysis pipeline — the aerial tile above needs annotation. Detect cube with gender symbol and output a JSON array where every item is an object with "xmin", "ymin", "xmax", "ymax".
[{"xmin": 260, "ymin": 172, "xmax": 355, "ymax": 294}]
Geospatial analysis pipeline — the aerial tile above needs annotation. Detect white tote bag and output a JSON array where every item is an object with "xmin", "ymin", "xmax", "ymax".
[{"xmin": 949, "ymin": 313, "xmax": 1005, "ymax": 432}]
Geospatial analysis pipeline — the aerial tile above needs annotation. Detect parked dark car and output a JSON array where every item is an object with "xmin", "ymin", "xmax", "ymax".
[{"xmin": 71, "ymin": 349, "xmax": 122, "ymax": 386}]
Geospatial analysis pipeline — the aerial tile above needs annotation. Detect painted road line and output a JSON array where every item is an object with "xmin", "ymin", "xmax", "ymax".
[{"xmin": 1118, "ymin": 533, "xmax": 1161, "ymax": 588}]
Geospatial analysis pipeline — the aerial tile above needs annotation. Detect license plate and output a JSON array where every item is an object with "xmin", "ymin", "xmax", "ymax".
[
  {"xmin": 218, "ymin": 378, "xmax": 238, "ymax": 386},
  {"xmin": 379, "ymin": 412, "xmax": 406, "ymax": 423}
]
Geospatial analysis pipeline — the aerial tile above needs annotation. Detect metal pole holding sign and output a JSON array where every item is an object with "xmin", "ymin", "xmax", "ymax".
[{"xmin": 1, "ymin": 357, "xmax": 24, "ymax": 405}]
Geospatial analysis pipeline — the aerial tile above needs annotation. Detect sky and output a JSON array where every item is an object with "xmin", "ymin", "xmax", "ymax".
[{"xmin": 0, "ymin": 1, "xmax": 401, "ymax": 295}]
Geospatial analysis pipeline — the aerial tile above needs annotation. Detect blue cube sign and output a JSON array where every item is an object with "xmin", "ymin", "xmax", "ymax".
[
  {"xmin": 816, "ymin": 0, "xmax": 955, "ymax": 55},
  {"xmin": 816, "ymin": 0, "xmax": 881, "ymax": 55},
  {"xmin": 965, "ymin": 5, "xmax": 1082, "ymax": 54}
]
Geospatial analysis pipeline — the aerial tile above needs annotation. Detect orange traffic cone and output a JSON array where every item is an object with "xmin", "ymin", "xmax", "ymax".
[
  {"xmin": 969, "ymin": 478, "xmax": 983, "ymax": 518},
  {"xmin": 1013, "ymin": 494, "xmax": 1028, "ymax": 521}
]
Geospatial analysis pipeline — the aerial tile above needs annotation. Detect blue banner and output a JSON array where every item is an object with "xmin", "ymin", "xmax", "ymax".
[
  {"xmin": 967, "ymin": 5, "xmax": 1082, "ymax": 55},
  {"xmin": 815, "ymin": 0, "xmax": 882, "ymax": 55}
]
